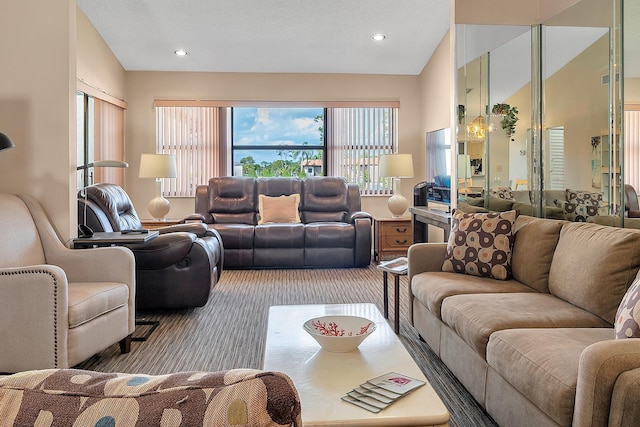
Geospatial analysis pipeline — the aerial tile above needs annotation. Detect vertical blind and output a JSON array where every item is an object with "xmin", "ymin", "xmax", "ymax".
[
  {"xmin": 93, "ymin": 98, "xmax": 125, "ymax": 187},
  {"xmin": 156, "ymin": 106, "xmax": 221, "ymax": 197},
  {"xmin": 327, "ymin": 107, "xmax": 397, "ymax": 195},
  {"xmin": 625, "ymin": 109, "xmax": 640, "ymax": 192}
]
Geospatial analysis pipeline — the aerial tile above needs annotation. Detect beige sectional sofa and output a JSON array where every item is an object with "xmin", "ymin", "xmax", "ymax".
[{"xmin": 408, "ymin": 215, "xmax": 640, "ymax": 427}]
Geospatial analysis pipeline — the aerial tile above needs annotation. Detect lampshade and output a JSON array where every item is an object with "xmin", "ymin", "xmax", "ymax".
[
  {"xmin": 379, "ymin": 153, "xmax": 414, "ymax": 178},
  {"xmin": 0, "ymin": 132, "xmax": 15, "ymax": 152},
  {"xmin": 139, "ymin": 154, "xmax": 177, "ymax": 178}
]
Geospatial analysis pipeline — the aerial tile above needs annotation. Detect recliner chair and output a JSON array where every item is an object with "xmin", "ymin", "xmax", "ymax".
[{"xmin": 78, "ymin": 183, "xmax": 223, "ymax": 310}]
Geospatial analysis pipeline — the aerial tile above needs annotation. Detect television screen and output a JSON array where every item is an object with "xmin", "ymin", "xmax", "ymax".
[{"xmin": 425, "ymin": 128, "xmax": 452, "ymax": 204}]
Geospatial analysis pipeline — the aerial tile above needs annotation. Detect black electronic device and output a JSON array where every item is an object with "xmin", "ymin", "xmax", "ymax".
[
  {"xmin": 78, "ymin": 224, "xmax": 94, "ymax": 238},
  {"xmin": 414, "ymin": 181, "xmax": 428, "ymax": 206}
]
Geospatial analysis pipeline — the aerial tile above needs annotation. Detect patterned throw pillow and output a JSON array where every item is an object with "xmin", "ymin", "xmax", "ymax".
[
  {"xmin": 490, "ymin": 187, "xmax": 514, "ymax": 200},
  {"xmin": 615, "ymin": 275, "xmax": 640, "ymax": 338},
  {"xmin": 562, "ymin": 189, "xmax": 605, "ymax": 222},
  {"xmin": 442, "ymin": 209, "xmax": 518, "ymax": 280}
]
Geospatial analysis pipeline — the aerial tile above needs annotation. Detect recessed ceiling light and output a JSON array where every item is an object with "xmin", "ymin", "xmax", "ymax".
[
  {"xmin": 174, "ymin": 49, "xmax": 188, "ymax": 57},
  {"xmin": 371, "ymin": 33, "xmax": 386, "ymax": 42}
]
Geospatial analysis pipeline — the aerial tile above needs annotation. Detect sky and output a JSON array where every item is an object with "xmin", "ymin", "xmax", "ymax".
[{"xmin": 233, "ymin": 107, "xmax": 323, "ymax": 164}]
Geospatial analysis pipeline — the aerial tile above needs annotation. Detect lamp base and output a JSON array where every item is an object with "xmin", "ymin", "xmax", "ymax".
[
  {"xmin": 148, "ymin": 179, "xmax": 170, "ymax": 220},
  {"xmin": 387, "ymin": 193, "xmax": 408, "ymax": 218}
]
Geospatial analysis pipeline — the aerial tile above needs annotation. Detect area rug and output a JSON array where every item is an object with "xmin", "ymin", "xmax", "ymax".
[{"xmin": 76, "ymin": 264, "xmax": 498, "ymax": 427}]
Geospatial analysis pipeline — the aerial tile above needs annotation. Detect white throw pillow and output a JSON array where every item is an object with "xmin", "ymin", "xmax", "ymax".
[{"xmin": 258, "ymin": 194, "xmax": 301, "ymax": 224}]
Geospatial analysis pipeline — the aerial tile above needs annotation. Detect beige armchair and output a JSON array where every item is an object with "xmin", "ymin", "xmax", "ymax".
[{"xmin": 0, "ymin": 194, "xmax": 135, "ymax": 373}]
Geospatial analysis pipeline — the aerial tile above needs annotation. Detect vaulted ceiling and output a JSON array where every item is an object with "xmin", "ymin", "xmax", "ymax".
[{"xmin": 77, "ymin": 0, "xmax": 451, "ymax": 75}]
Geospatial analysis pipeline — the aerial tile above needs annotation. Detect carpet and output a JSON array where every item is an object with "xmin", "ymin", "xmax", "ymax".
[{"xmin": 76, "ymin": 264, "xmax": 498, "ymax": 427}]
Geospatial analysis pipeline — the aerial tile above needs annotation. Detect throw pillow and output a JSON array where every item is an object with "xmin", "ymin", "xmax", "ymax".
[
  {"xmin": 566, "ymin": 189, "xmax": 603, "ymax": 207},
  {"xmin": 559, "ymin": 190, "xmax": 605, "ymax": 222},
  {"xmin": 615, "ymin": 274, "xmax": 640, "ymax": 338},
  {"xmin": 442, "ymin": 209, "xmax": 518, "ymax": 280},
  {"xmin": 490, "ymin": 187, "xmax": 514, "ymax": 200},
  {"xmin": 258, "ymin": 194, "xmax": 301, "ymax": 224}
]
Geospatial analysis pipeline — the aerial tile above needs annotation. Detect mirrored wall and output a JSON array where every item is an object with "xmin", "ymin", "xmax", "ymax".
[{"xmin": 455, "ymin": 0, "xmax": 624, "ymax": 225}]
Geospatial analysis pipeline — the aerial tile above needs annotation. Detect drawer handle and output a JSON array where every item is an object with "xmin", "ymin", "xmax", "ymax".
[
  {"xmin": 395, "ymin": 239, "xmax": 408, "ymax": 244},
  {"xmin": 396, "ymin": 228, "xmax": 408, "ymax": 233}
]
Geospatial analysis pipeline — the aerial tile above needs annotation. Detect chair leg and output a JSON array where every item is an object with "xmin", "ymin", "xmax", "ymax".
[{"xmin": 119, "ymin": 334, "xmax": 132, "ymax": 354}]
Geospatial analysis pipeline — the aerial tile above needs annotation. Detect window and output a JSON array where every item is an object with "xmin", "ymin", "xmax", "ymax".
[
  {"xmin": 155, "ymin": 102, "xmax": 398, "ymax": 196},
  {"xmin": 232, "ymin": 107, "xmax": 325, "ymax": 178}
]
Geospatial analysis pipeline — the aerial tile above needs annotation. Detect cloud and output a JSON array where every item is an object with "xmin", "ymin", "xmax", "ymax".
[{"xmin": 256, "ymin": 108, "xmax": 272, "ymax": 125}]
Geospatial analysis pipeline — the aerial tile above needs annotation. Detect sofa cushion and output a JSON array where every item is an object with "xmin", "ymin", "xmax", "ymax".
[
  {"xmin": 487, "ymin": 328, "xmax": 613, "ymax": 426},
  {"xmin": 510, "ymin": 216, "xmax": 565, "ymax": 293},
  {"xmin": 485, "ymin": 196, "xmax": 515, "ymax": 212},
  {"xmin": 258, "ymin": 194, "xmax": 301, "ymax": 225},
  {"xmin": 255, "ymin": 223, "xmax": 305, "ymax": 247},
  {"xmin": 304, "ymin": 223, "xmax": 355, "ymax": 248},
  {"xmin": 440, "ymin": 293, "xmax": 610, "ymax": 357},
  {"xmin": 411, "ymin": 272, "xmax": 535, "ymax": 320},
  {"xmin": 301, "ymin": 177, "xmax": 348, "ymax": 223},
  {"xmin": 615, "ymin": 272, "xmax": 640, "ymax": 338},
  {"xmin": 442, "ymin": 210, "xmax": 518, "ymax": 280},
  {"xmin": 549, "ymin": 222, "xmax": 640, "ymax": 324},
  {"xmin": 67, "ymin": 282, "xmax": 129, "ymax": 329},
  {"xmin": 0, "ymin": 368, "xmax": 302, "ymax": 426},
  {"xmin": 210, "ymin": 224, "xmax": 255, "ymax": 249}
]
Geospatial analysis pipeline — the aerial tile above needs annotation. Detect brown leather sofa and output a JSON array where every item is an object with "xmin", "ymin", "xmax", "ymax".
[
  {"xmin": 190, "ymin": 176, "xmax": 372, "ymax": 269},
  {"xmin": 78, "ymin": 183, "xmax": 224, "ymax": 310}
]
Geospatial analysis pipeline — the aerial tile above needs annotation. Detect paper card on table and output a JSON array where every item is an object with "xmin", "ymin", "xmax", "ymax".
[
  {"xmin": 367, "ymin": 372, "xmax": 426, "ymax": 395},
  {"xmin": 347, "ymin": 390, "xmax": 391, "ymax": 409},
  {"xmin": 341, "ymin": 395, "xmax": 381, "ymax": 413},
  {"xmin": 359, "ymin": 382, "xmax": 403, "ymax": 399},
  {"xmin": 353, "ymin": 386, "xmax": 394, "ymax": 404}
]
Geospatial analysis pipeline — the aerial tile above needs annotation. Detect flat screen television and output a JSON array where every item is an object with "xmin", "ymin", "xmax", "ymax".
[{"xmin": 425, "ymin": 128, "xmax": 452, "ymax": 205}]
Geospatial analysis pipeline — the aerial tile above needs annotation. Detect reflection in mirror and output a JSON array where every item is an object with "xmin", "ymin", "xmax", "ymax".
[
  {"xmin": 623, "ymin": 0, "xmax": 640, "ymax": 228},
  {"xmin": 456, "ymin": 24, "xmax": 530, "ymax": 213},
  {"xmin": 541, "ymin": 0, "xmax": 620, "ymax": 224}
]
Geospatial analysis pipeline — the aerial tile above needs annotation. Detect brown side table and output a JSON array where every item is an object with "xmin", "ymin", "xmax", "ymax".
[
  {"xmin": 373, "ymin": 216, "xmax": 412, "ymax": 262},
  {"xmin": 377, "ymin": 257, "xmax": 408, "ymax": 334}
]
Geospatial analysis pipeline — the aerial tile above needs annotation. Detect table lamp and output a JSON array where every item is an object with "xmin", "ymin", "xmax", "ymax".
[
  {"xmin": 379, "ymin": 153, "xmax": 414, "ymax": 217},
  {"xmin": 139, "ymin": 153, "xmax": 177, "ymax": 220}
]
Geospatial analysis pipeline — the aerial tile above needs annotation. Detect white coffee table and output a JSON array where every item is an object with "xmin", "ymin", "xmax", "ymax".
[{"xmin": 263, "ymin": 303, "xmax": 450, "ymax": 426}]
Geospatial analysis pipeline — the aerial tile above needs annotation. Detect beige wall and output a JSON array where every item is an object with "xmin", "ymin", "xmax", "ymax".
[
  {"xmin": 76, "ymin": 9, "xmax": 126, "ymax": 101},
  {"xmin": 124, "ymin": 72, "xmax": 424, "ymax": 220},
  {"xmin": 0, "ymin": 0, "xmax": 77, "ymax": 238}
]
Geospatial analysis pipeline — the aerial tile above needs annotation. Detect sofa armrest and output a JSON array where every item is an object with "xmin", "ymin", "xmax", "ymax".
[
  {"xmin": 157, "ymin": 222, "xmax": 209, "ymax": 237},
  {"xmin": 348, "ymin": 211, "xmax": 372, "ymax": 223},
  {"xmin": 185, "ymin": 213, "xmax": 210, "ymax": 223},
  {"xmin": 608, "ymin": 367, "xmax": 640, "ymax": 427},
  {"xmin": 574, "ymin": 338, "xmax": 640, "ymax": 427},
  {"xmin": 353, "ymin": 216, "xmax": 373, "ymax": 266},
  {"xmin": 407, "ymin": 243, "xmax": 447, "ymax": 279},
  {"xmin": 0, "ymin": 266, "xmax": 69, "ymax": 371}
]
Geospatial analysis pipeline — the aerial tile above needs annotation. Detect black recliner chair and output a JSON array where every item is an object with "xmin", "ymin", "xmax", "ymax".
[{"xmin": 78, "ymin": 183, "xmax": 224, "ymax": 310}]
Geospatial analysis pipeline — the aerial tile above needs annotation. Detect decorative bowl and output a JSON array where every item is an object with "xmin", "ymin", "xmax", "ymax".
[{"xmin": 303, "ymin": 315, "xmax": 376, "ymax": 353}]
